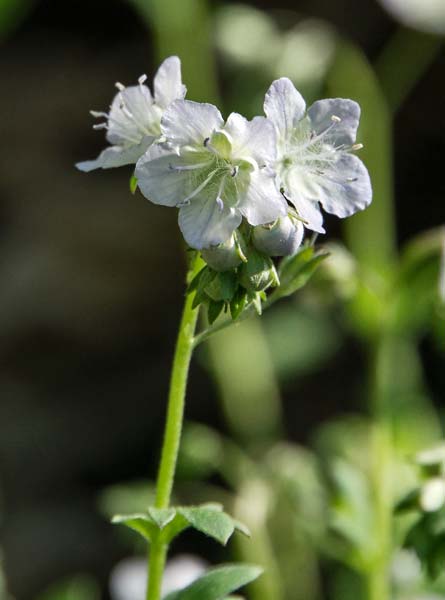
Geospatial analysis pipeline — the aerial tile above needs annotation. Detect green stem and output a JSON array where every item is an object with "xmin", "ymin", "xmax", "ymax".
[{"xmin": 146, "ymin": 253, "xmax": 203, "ymax": 600}]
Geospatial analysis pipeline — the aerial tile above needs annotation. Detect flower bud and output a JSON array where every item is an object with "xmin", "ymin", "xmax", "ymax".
[
  {"xmin": 252, "ymin": 214, "xmax": 304, "ymax": 257},
  {"xmin": 201, "ymin": 232, "xmax": 247, "ymax": 272},
  {"xmin": 239, "ymin": 248, "xmax": 279, "ymax": 292}
]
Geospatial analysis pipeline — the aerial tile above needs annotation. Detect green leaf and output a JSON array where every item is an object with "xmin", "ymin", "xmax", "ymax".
[
  {"xmin": 147, "ymin": 507, "xmax": 176, "ymax": 529},
  {"xmin": 188, "ymin": 267, "xmax": 207, "ymax": 292},
  {"xmin": 230, "ymin": 287, "xmax": 247, "ymax": 320},
  {"xmin": 129, "ymin": 174, "xmax": 138, "ymax": 194},
  {"xmin": 205, "ymin": 272, "xmax": 238, "ymax": 302},
  {"xmin": 274, "ymin": 250, "xmax": 328, "ymax": 299},
  {"xmin": 178, "ymin": 506, "xmax": 235, "ymax": 546},
  {"xmin": 208, "ymin": 300, "xmax": 225, "ymax": 325},
  {"xmin": 111, "ymin": 513, "xmax": 157, "ymax": 542},
  {"xmin": 163, "ymin": 564, "xmax": 263, "ymax": 600}
]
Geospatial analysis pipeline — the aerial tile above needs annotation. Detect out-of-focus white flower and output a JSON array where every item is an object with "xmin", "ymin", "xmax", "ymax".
[
  {"xmin": 76, "ymin": 57, "xmax": 186, "ymax": 172},
  {"xmin": 378, "ymin": 0, "xmax": 445, "ymax": 35},
  {"xmin": 420, "ymin": 478, "xmax": 445, "ymax": 512},
  {"xmin": 110, "ymin": 554, "xmax": 208, "ymax": 600},
  {"xmin": 135, "ymin": 99, "xmax": 287, "ymax": 249},
  {"xmin": 264, "ymin": 78, "xmax": 372, "ymax": 235}
]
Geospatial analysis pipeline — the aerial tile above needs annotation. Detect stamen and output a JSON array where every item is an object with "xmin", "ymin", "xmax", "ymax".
[
  {"xmin": 138, "ymin": 74, "xmax": 147, "ymax": 85},
  {"xmin": 115, "ymin": 82, "xmax": 125, "ymax": 91},
  {"xmin": 347, "ymin": 177, "xmax": 358, "ymax": 182},
  {"xmin": 93, "ymin": 123, "xmax": 108, "ymax": 130},
  {"xmin": 168, "ymin": 160, "xmax": 213, "ymax": 172},
  {"xmin": 331, "ymin": 115, "xmax": 342, "ymax": 123},
  {"xmin": 352, "ymin": 143, "xmax": 363, "ymax": 151},
  {"xmin": 231, "ymin": 166, "xmax": 239, "ymax": 177},
  {"xmin": 90, "ymin": 110, "xmax": 109, "ymax": 119},
  {"xmin": 203, "ymin": 137, "xmax": 210, "ymax": 147},
  {"xmin": 216, "ymin": 197, "xmax": 224, "ymax": 211}
]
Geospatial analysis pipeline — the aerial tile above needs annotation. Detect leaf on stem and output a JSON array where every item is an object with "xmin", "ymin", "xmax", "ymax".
[{"xmin": 163, "ymin": 564, "xmax": 263, "ymax": 600}]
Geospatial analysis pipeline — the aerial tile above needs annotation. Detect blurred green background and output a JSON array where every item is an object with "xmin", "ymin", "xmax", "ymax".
[{"xmin": 0, "ymin": 0, "xmax": 444, "ymax": 599}]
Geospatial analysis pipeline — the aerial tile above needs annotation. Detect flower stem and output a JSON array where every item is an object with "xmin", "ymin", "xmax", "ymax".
[{"xmin": 146, "ymin": 252, "xmax": 203, "ymax": 600}]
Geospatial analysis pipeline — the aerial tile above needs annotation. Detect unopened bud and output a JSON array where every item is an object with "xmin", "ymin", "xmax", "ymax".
[
  {"xmin": 201, "ymin": 232, "xmax": 247, "ymax": 272},
  {"xmin": 239, "ymin": 248, "xmax": 279, "ymax": 292},
  {"xmin": 252, "ymin": 215, "xmax": 304, "ymax": 257}
]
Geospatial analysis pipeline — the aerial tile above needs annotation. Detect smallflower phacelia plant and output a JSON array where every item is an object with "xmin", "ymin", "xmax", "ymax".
[{"xmin": 77, "ymin": 56, "xmax": 372, "ymax": 600}]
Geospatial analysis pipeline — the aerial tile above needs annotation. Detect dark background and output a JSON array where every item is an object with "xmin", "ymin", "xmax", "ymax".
[{"xmin": 0, "ymin": 0, "xmax": 444, "ymax": 598}]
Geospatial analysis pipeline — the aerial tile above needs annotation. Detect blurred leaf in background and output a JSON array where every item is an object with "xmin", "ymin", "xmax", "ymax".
[
  {"xmin": 35, "ymin": 574, "xmax": 99, "ymax": 600},
  {"xmin": 0, "ymin": 0, "xmax": 34, "ymax": 42}
]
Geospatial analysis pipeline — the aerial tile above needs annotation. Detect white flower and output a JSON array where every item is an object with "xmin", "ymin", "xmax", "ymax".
[
  {"xmin": 264, "ymin": 77, "xmax": 372, "ymax": 234},
  {"xmin": 76, "ymin": 56, "xmax": 186, "ymax": 172},
  {"xmin": 135, "ymin": 99, "xmax": 287, "ymax": 249}
]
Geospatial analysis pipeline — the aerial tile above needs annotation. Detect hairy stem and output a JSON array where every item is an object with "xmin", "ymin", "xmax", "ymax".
[{"xmin": 146, "ymin": 253, "xmax": 203, "ymax": 600}]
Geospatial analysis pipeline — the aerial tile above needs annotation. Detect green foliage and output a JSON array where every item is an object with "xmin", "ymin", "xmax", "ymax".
[
  {"xmin": 273, "ymin": 245, "xmax": 329, "ymax": 300},
  {"xmin": 163, "ymin": 564, "xmax": 262, "ymax": 600},
  {"xmin": 112, "ymin": 503, "xmax": 249, "ymax": 546},
  {"xmin": 35, "ymin": 575, "xmax": 99, "ymax": 600},
  {"xmin": 129, "ymin": 174, "xmax": 138, "ymax": 194}
]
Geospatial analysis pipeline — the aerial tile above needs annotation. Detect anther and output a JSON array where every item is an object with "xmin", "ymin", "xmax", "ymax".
[
  {"xmin": 115, "ymin": 82, "xmax": 125, "ymax": 92},
  {"xmin": 138, "ymin": 74, "xmax": 147, "ymax": 85},
  {"xmin": 216, "ymin": 197, "xmax": 224, "ymax": 211},
  {"xmin": 352, "ymin": 143, "xmax": 363, "ymax": 151},
  {"xmin": 331, "ymin": 115, "xmax": 342, "ymax": 123},
  {"xmin": 203, "ymin": 137, "xmax": 210, "ymax": 147},
  {"xmin": 347, "ymin": 177, "xmax": 358, "ymax": 182},
  {"xmin": 90, "ymin": 110, "xmax": 109, "ymax": 118},
  {"xmin": 231, "ymin": 166, "xmax": 239, "ymax": 177},
  {"xmin": 93, "ymin": 123, "xmax": 108, "ymax": 130}
]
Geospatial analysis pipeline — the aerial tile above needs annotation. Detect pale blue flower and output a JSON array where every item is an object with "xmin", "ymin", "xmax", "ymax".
[
  {"xmin": 135, "ymin": 100, "xmax": 287, "ymax": 249},
  {"xmin": 76, "ymin": 57, "xmax": 186, "ymax": 172},
  {"xmin": 264, "ymin": 77, "xmax": 372, "ymax": 234}
]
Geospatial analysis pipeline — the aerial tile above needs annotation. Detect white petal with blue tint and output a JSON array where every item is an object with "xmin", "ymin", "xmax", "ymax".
[
  {"xmin": 264, "ymin": 77, "xmax": 306, "ymax": 142},
  {"xmin": 178, "ymin": 194, "xmax": 242, "ymax": 249},
  {"xmin": 317, "ymin": 153, "xmax": 372, "ymax": 218},
  {"xmin": 161, "ymin": 100, "xmax": 224, "ymax": 148},
  {"xmin": 224, "ymin": 113, "xmax": 277, "ymax": 165},
  {"xmin": 154, "ymin": 56, "xmax": 187, "ymax": 109},
  {"xmin": 237, "ymin": 169, "xmax": 287, "ymax": 226},
  {"xmin": 77, "ymin": 136, "xmax": 155, "ymax": 172},
  {"xmin": 307, "ymin": 98, "xmax": 360, "ymax": 146},
  {"xmin": 135, "ymin": 145, "xmax": 201, "ymax": 207}
]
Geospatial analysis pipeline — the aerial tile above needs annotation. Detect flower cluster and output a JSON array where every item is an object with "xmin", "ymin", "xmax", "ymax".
[{"xmin": 77, "ymin": 56, "xmax": 372, "ymax": 316}]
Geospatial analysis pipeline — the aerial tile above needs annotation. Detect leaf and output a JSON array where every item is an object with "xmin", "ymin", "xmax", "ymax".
[
  {"xmin": 188, "ymin": 267, "xmax": 207, "ymax": 292},
  {"xmin": 129, "ymin": 174, "xmax": 138, "ymax": 194},
  {"xmin": 177, "ymin": 506, "xmax": 235, "ymax": 546},
  {"xmin": 208, "ymin": 300, "xmax": 225, "ymax": 325},
  {"xmin": 275, "ymin": 250, "xmax": 329, "ymax": 299},
  {"xmin": 163, "ymin": 564, "xmax": 263, "ymax": 600},
  {"xmin": 230, "ymin": 287, "xmax": 247, "ymax": 320},
  {"xmin": 147, "ymin": 507, "xmax": 176, "ymax": 529},
  {"xmin": 111, "ymin": 513, "xmax": 157, "ymax": 542}
]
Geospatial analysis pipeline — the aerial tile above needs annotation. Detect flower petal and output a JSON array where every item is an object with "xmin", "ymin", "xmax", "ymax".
[
  {"xmin": 161, "ymin": 100, "xmax": 224, "ymax": 148},
  {"xmin": 76, "ymin": 136, "xmax": 155, "ymax": 172},
  {"xmin": 263, "ymin": 78, "xmax": 306, "ymax": 142},
  {"xmin": 224, "ymin": 113, "xmax": 277, "ymax": 165},
  {"xmin": 135, "ymin": 144, "xmax": 198, "ymax": 206},
  {"xmin": 317, "ymin": 153, "xmax": 372, "ymax": 218},
  {"xmin": 154, "ymin": 56, "xmax": 187, "ymax": 109},
  {"xmin": 237, "ymin": 169, "xmax": 287, "ymax": 226},
  {"xmin": 107, "ymin": 85, "xmax": 159, "ymax": 145},
  {"xmin": 178, "ymin": 195, "xmax": 242, "ymax": 249},
  {"xmin": 289, "ymin": 192, "xmax": 325, "ymax": 233},
  {"xmin": 307, "ymin": 98, "xmax": 360, "ymax": 146}
]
